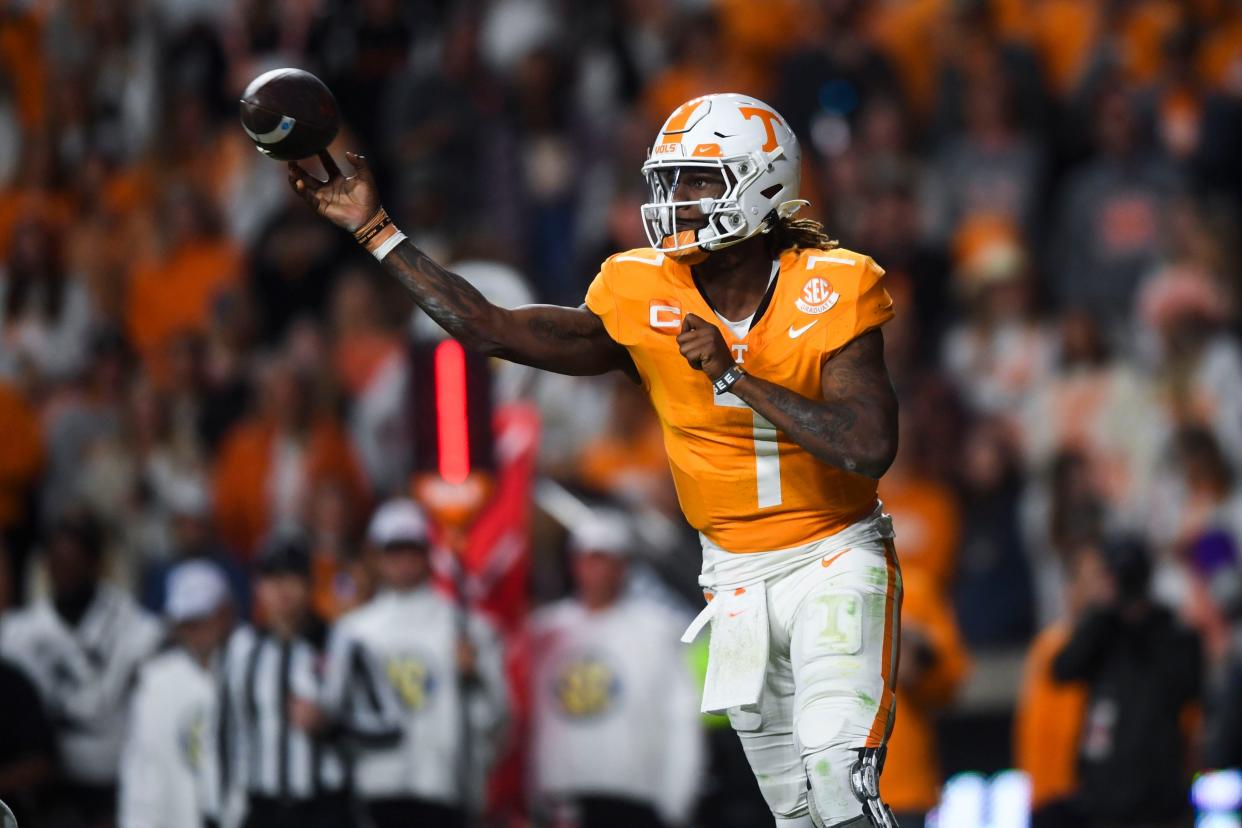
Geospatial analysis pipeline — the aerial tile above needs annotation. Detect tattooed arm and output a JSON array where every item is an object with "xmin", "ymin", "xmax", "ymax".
[
  {"xmin": 288, "ymin": 150, "xmax": 635, "ymax": 378},
  {"xmin": 678, "ymin": 315, "xmax": 897, "ymax": 478},
  {"xmin": 382, "ymin": 243, "xmax": 636, "ymax": 377},
  {"xmin": 733, "ymin": 331, "xmax": 897, "ymax": 478}
]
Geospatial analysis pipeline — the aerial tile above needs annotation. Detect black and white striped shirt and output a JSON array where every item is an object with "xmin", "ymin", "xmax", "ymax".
[{"xmin": 218, "ymin": 618, "xmax": 399, "ymax": 804}]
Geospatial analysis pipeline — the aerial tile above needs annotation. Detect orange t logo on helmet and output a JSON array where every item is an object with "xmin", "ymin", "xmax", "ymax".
[{"xmin": 738, "ymin": 107, "xmax": 783, "ymax": 152}]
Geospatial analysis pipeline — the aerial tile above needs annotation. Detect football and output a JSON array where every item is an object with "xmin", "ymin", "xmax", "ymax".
[{"xmin": 239, "ymin": 68, "xmax": 339, "ymax": 161}]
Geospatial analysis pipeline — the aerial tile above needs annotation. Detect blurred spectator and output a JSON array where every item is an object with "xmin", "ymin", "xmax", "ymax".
[
  {"xmin": 119, "ymin": 560, "xmax": 234, "ymax": 828},
  {"xmin": 138, "ymin": 477, "xmax": 250, "ymax": 621},
  {"xmin": 219, "ymin": 533, "xmax": 351, "ymax": 828},
  {"xmin": 1051, "ymin": 536, "xmax": 1201, "ymax": 828},
  {"xmin": 879, "ymin": 415, "xmax": 960, "ymax": 590},
  {"xmin": 954, "ymin": 417, "xmax": 1036, "ymax": 648},
  {"xmin": 0, "ymin": 215, "xmax": 94, "ymax": 387},
  {"xmin": 312, "ymin": 0, "xmax": 415, "ymax": 153},
  {"xmin": 325, "ymin": 498, "xmax": 508, "ymax": 827},
  {"xmin": 0, "ymin": 654, "xmax": 56, "ymax": 827},
  {"xmin": 1015, "ymin": 543, "xmax": 1095, "ymax": 828},
  {"xmin": 125, "ymin": 186, "xmax": 244, "ymax": 378},
  {"xmin": 1185, "ymin": 529, "xmax": 1242, "ymax": 770},
  {"xmin": 924, "ymin": 72, "xmax": 1045, "ymax": 245},
  {"xmin": 575, "ymin": 374, "xmax": 679, "ymax": 519},
  {"xmin": 212, "ymin": 353, "xmax": 367, "ymax": 558},
  {"xmin": 380, "ymin": 15, "xmax": 509, "ymax": 250},
  {"xmin": 0, "ymin": 514, "xmax": 163, "ymax": 828},
  {"xmin": 1025, "ymin": 449, "xmax": 1110, "ymax": 630},
  {"xmin": 39, "ymin": 328, "xmax": 131, "ymax": 528},
  {"xmin": 1136, "ymin": 264, "xmax": 1242, "ymax": 470},
  {"xmin": 1145, "ymin": 428, "xmax": 1242, "ymax": 609},
  {"xmin": 942, "ymin": 216, "xmax": 1053, "ymax": 420},
  {"xmin": 308, "ymin": 480, "xmax": 376, "ymax": 622},
  {"xmin": 530, "ymin": 512, "xmax": 703, "ymax": 828},
  {"xmin": 882, "ymin": 566, "xmax": 969, "ymax": 828},
  {"xmin": 248, "ymin": 204, "xmax": 346, "ymax": 346},
  {"xmin": 1021, "ymin": 309, "xmax": 1166, "ymax": 529},
  {"xmin": 772, "ymin": 0, "xmax": 902, "ymax": 164},
  {"xmin": 330, "ymin": 268, "xmax": 410, "ymax": 494},
  {"xmin": 1050, "ymin": 81, "xmax": 1181, "ymax": 332},
  {"xmin": 641, "ymin": 11, "xmax": 757, "ymax": 132},
  {"xmin": 0, "ymin": 379, "xmax": 43, "ymax": 602}
]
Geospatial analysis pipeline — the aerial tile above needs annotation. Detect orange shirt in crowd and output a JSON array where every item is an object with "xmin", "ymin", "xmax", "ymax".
[
  {"xmin": 1198, "ymin": 16, "xmax": 1242, "ymax": 91},
  {"xmin": 0, "ymin": 10, "xmax": 46, "ymax": 130},
  {"xmin": 333, "ymin": 332, "xmax": 403, "ymax": 397},
  {"xmin": 882, "ymin": 566, "xmax": 970, "ymax": 813},
  {"xmin": 870, "ymin": 0, "xmax": 947, "ymax": 115},
  {"xmin": 311, "ymin": 549, "xmax": 376, "ymax": 622},
  {"xmin": 0, "ymin": 383, "xmax": 43, "ymax": 531},
  {"xmin": 0, "ymin": 190, "xmax": 74, "ymax": 261},
  {"xmin": 880, "ymin": 470, "xmax": 960, "ymax": 589},
  {"xmin": 1014, "ymin": 622, "xmax": 1087, "ymax": 809},
  {"xmin": 212, "ymin": 419, "xmax": 368, "ymax": 559},
  {"xmin": 714, "ymin": 0, "xmax": 818, "ymax": 81},
  {"xmin": 126, "ymin": 239, "xmax": 243, "ymax": 366}
]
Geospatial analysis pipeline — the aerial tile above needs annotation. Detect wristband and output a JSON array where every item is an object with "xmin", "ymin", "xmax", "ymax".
[
  {"xmin": 712, "ymin": 364, "xmax": 746, "ymax": 395},
  {"xmin": 353, "ymin": 207, "xmax": 405, "ymax": 260}
]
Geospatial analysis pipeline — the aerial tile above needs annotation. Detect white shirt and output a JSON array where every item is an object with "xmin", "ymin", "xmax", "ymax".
[
  {"xmin": 119, "ymin": 648, "xmax": 219, "ymax": 828},
  {"xmin": 329, "ymin": 586, "xmax": 509, "ymax": 805},
  {"xmin": 0, "ymin": 585, "xmax": 163, "ymax": 784},
  {"xmin": 530, "ymin": 595, "xmax": 705, "ymax": 823}
]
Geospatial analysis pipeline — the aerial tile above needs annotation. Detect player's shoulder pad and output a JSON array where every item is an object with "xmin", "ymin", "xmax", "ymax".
[
  {"xmin": 588, "ymin": 247, "xmax": 672, "ymax": 345},
  {"xmin": 599, "ymin": 247, "xmax": 673, "ymax": 290}
]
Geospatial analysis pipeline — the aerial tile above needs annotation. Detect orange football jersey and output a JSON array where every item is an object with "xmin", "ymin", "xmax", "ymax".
[{"xmin": 585, "ymin": 245, "xmax": 895, "ymax": 553}]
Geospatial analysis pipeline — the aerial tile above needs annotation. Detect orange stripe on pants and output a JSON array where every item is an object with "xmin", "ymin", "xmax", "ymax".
[{"xmin": 866, "ymin": 539, "xmax": 903, "ymax": 747}]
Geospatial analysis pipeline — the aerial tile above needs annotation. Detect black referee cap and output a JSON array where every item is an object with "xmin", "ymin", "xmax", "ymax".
[{"xmin": 254, "ymin": 532, "xmax": 311, "ymax": 577}]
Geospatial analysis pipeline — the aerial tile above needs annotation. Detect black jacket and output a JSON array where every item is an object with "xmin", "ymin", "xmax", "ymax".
[{"xmin": 1052, "ymin": 604, "xmax": 1202, "ymax": 823}]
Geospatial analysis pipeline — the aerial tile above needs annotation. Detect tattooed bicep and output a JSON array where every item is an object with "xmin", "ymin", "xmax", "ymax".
[
  {"xmin": 520, "ymin": 304, "xmax": 609, "ymax": 344},
  {"xmin": 820, "ymin": 329, "xmax": 893, "ymax": 403}
]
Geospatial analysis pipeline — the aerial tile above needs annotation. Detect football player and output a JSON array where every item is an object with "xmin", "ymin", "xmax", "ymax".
[{"xmin": 289, "ymin": 92, "xmax": 902, "ymax": 828}]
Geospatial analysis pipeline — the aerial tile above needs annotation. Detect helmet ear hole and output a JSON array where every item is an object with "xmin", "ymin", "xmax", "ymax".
[{"xmin": 761, "ymin": 184, "xmax": 783, "ymax": 200}]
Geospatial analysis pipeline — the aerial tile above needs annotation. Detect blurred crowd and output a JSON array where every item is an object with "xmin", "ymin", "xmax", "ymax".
[{"xmin": 2, "ymin": 0, "xmax": 1242, "ymax": 827}]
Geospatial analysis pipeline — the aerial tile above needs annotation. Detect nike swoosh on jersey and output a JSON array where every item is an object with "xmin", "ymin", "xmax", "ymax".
[
  {"xmin": 821, "ymin": 547, "xmax": 851, "ymax": 568},
  {"xmin": 788, "ymin": 320, "xmax": 818, "ymax": 338}
]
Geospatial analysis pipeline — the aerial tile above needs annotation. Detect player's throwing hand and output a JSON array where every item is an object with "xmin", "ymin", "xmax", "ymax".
[
  {"xmin": 677, "ymin": 313, "xmax": 734, "ymax": 379},
  {"xmin": 287, "ymin": 150, "xmax": 379, "ymax": 232}
]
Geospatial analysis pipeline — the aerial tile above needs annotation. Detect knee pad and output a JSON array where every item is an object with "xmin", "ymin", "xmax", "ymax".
[{"xmin": 804, "ymin": 747, "xmax": 900, "ymax": 828}]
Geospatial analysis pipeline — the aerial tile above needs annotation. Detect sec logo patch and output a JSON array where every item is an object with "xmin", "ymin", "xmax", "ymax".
[
  {"xmin": 796, "ymin": 277, "xmax": 839, "ymax": 315},
  {"xmin": 554, "ymin": 656, "xmax": 620, "ymax": 718}
]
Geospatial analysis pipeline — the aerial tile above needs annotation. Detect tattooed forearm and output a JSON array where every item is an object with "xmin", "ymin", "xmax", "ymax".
[
  {"xmin": 387, "ymin": 244, "xmax": 497, "ymax": 349},
  {"xmin": 734, "ymin": 375, "xmax": 890, "ymax": 476},
  {"xmin": 729, "ymin": 330, "xmax": 898, "ymax": 479},
  {"xmin": 380, "ymin": 239, "xmax": 634, "ymax": 377}
]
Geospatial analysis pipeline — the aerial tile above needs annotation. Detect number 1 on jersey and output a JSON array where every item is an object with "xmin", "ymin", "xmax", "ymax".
[{"xmin": 716, "ymin": 391, "xmax": 783, "ymax": 508}]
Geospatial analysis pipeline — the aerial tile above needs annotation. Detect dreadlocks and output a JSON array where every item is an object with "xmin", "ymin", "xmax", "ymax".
[{"xmin": 767, "ymin": 215, "xmax": 839, "ymax": 255}]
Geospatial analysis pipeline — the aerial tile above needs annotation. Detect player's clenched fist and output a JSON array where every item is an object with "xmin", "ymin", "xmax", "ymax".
[{"xmin": 677, "ymin": 313, "xmax": 735, "ymax": 380}]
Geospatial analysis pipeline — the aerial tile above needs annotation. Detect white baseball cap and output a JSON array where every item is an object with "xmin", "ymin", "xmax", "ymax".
[
  {"xmin": 368, "ymin": 498, "xmax": 430, "ymax": 548},
  {"xmin": 166, "ymin": 560, "xmax": 231, "ymax": 622},
  {"xmin": 569, "ymin": 510, "xmax": 633, "ymax": 558}
]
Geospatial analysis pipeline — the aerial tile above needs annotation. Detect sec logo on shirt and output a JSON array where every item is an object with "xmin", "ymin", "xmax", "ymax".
[
  {"xmin": 553, "ymin": 656, "xmax": 620, "ymax": 718},
  {"xmin": 387, "ymin": 654, "xmax": 436, "ymax": 711},
  {"xmin": 796, "ymin": 277, "xmax": 839, "ymax": 315}
]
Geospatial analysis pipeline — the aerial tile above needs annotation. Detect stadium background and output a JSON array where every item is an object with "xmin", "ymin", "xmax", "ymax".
[{"xmin": 1, "ymin": 0, "xmax": 1242, "ymax": 825}]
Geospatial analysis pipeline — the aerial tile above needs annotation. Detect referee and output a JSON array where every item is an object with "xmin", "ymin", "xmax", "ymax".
[{"xmin": 219, "ymin": 533, "xmax": 398, "ymax": 828}]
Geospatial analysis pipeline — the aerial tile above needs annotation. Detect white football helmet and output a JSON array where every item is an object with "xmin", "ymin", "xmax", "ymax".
[{"xmin": 641, "ymin": 93, "xmax": 806, "ymax": 260}]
